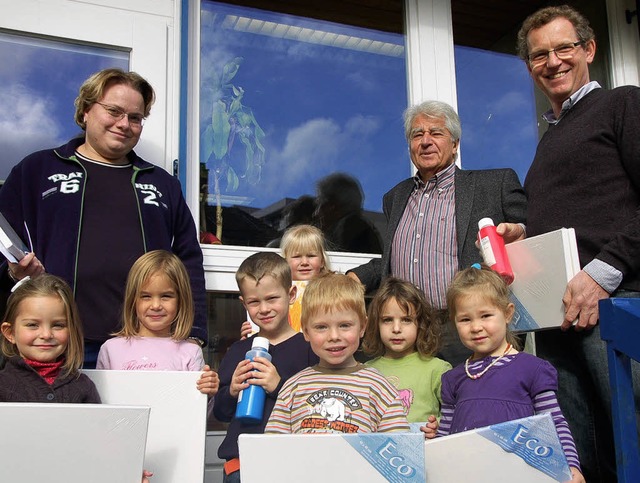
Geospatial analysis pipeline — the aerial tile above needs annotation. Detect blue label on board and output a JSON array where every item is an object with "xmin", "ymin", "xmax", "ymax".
[
  {"xmin": 478, "ymin": 415, "xmax": 572, "ymax": 481},
  {"xmin": 343, "ymin": 433, "xmax": 424, "ymax": 482},
  {"xmin": 509, "ymin": 293, "xmax": 540, "ymax": 331}
]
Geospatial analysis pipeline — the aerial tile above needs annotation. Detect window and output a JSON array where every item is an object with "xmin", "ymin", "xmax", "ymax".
[
  {"xmin": 0, "ymin": 31, "xmax": 128, "ymax": 182},
  {"xmin": 198, "ymin": 1, "xmax": 407, "ymax": 252},
  {"xmin": 454, "ymin": 45, "xmax": 537, "ymax": 184}
]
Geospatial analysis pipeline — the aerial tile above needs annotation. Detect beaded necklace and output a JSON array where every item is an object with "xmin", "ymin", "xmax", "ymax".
[{"xmin": 464, "ymin": 343, "xmax": 512, "ymax": 380}]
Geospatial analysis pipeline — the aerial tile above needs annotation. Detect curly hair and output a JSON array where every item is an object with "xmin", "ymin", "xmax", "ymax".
[{"xmin": 362, "ymin": 277, "xmax": 440, "ymax": 358}]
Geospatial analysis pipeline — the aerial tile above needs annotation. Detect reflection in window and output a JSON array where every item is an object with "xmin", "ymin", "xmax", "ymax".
[
  {"xmin": 0, "ymin": 31, "xmax": 128, "ymax": 182},
  {"xmin": 454, "ymin": 45, "xmax": 538, "ymax": 183},
  {"xmin": 199, "ymin": 1, "xmax": 407, "ymax": 250},
  {"xmin": 203, "ymin": 291, "xmax": 244, "ymax": 431}
]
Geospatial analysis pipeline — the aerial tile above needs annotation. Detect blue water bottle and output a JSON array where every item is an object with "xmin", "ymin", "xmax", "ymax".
[{"xmin": 235, "ymin": 336, "xmax": 272, "ymax": 424}]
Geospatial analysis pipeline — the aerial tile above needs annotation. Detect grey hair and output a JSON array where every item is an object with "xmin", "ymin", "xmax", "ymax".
[{"xmin": 403, "ymin": 100, "xmax": 462, "ymax": 144}]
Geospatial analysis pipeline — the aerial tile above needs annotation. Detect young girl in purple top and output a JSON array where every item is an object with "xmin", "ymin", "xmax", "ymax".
[
  {"xmin": 424, "ymin": 264, "xmax": 585, "ymax": 483},
  {"xmin": 97, "ymin": 250, "xmax": 218, "ymax": 396}
]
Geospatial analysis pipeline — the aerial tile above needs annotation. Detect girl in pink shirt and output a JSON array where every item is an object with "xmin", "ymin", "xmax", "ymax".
[{"xmin": 97, "ymin": 250, "xmax": 218, "ymax": 396}]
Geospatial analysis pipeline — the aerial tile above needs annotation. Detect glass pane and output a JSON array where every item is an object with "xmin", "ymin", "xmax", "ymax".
[
  {"xmin": 0, "ymin": 31, "xmax": 128, "ymax": 182},
  {"xmin": 202, "ymin": 292, "xmax": 245, "ymax": 371},
  {"xmin": 199, "ymin": 1, "xmax": 407, "ymax": 251},
  {"xmin": 454, "ymin": 45, "xmax": 538, "ymax": 183}
]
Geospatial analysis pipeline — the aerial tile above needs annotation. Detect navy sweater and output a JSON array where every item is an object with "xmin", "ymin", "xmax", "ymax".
[{"xmin": 525, "ymin": 86, "xmax": 640, "ymax": 291}]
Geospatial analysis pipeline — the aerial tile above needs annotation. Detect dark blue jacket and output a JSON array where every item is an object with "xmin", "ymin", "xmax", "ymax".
[{"xmin": 0, "ymin": 137, "xmax": 207, "ymax": 343}]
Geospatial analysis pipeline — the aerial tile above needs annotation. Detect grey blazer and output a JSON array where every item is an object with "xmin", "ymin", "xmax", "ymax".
[{"xmin": 350, "ymin": 166, "xmax": 527, "ymax": 292}]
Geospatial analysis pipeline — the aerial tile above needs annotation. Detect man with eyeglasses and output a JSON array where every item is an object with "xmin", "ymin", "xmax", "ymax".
[
  {"xmin": 506, "ymin": 6, "xmax": 640, "ymax": 482},
  {"xmin": 0, "ymin": 68, "xmax": 208, "ymax": 367}
]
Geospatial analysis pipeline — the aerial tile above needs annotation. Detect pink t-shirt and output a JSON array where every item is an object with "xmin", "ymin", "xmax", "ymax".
[{"xmin": 96, "ymin": 336, "xmax": 205, "ymax": 371}]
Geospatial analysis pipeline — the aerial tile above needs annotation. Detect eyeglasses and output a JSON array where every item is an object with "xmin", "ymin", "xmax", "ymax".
[
  {"xmin": 96, "ymin": 102, "xmax": 146, "ymax": 127},
  {"xmin": 528, "ymin": 41, "xmax": 585, "ymax": 67}
]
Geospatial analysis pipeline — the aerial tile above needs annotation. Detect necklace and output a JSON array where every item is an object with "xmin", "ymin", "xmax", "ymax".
[{"xmin": 465, "ymin": 343, "xmax": 512, "ymax": 380}]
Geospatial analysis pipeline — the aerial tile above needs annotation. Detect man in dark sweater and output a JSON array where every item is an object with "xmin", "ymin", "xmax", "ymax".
[{"xmin": 509, "ymin": 6, "xmax": 640, "ymax": 482}]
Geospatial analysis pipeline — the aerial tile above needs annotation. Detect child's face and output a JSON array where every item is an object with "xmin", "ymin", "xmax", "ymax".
[
  {"xmin": 1, "ymin": 296, "xmax": 69, "ymax": 363},
  {"xmin": 303, "ymin": 308, "xmax": 365, "ymax": 369},
  {"xmin": 287, "ymin": 250, "xmax": 323, "ymax": 281},
  {"xmin": 136, "ymin": 272, "xmax": 178, "ymax": 337},
  {"xmin": 453, "ymin": 290, "xmax": 514, "ymax": 359},
  {"xmin": 379, "ymin": 297, "xmax": 418, "ymax": 359},
  {"xmin": 240, "ymin": 275, "xmax": 296, "ymax": 336}
]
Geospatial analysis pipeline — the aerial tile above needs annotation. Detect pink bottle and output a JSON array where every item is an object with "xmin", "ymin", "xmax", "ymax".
[{"xmin": 478, "ymin": 217, "xmax": 514, "ymax": 285}]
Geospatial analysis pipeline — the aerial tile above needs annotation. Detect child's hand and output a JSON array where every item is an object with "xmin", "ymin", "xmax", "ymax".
[
  {"xmin": 240, "ymin": 321, "xmax": 253, "ymax": 340},
  {"xmin": 570, "ymin": 467, "xmax": 585, "ymax": 483},
  {"xmin": 196, "ymin": 365, "xmax": 219, "ymax": 396},
  {"xmin": 249, "ymin": 356, "xmax": 281, "ymax": 394},
  {"xmin": 420, "ymin": 415, "xmax": 439, "ymax": 439},
  {"xmin": 141, "ymin": 469, "xmax": 153, "ymax": 483},
  {"xmin": 229, "ymin": 359, "xmax": 254, "ymax": 398}
]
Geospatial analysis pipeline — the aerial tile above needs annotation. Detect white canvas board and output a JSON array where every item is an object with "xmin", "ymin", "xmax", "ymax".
[
  {"xmin": 424, "ymin": 414, "xmax": 572, "ymax": 482},
  {"xmin": 506, "ymin": 228, "xmax": 580, "ymax": 331},
  {"xmin": 0, "ymin": 212, "xmax": 28, "ymax": 262},
  {"xmin": 0, "ymin": 403, "xmax": 149, "ymax": 483},
  {"xmin": 85, "ymin": 370, "xmax": 207, "ymax": 483},
  {"xmin": 240, "ymin": 433, "xmax": 425, "ymax": 483}
]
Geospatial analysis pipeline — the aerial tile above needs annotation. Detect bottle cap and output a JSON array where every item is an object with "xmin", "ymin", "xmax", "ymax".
[
  {"xmin": 478, "ymin": 217, "xmax": 494, "ymax": 229},
  {"xmin": 251, "ymin": 336, "xmax": 270, "ymax": 351}
]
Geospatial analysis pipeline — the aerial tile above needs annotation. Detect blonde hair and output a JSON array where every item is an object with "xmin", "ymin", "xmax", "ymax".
[
  {"xmin": 236, "ymin": 252, "xmax": 292, "ymax": 294},
  {"xmin": 117, "ymin": 250, "xmax": 194, "ymax": 340},
  {"xmin": 74, "ymin": 68, "xmax": 155, "ymax": 130},
  {"xmin": 1, "ymin": 274, "xmax": 84, "ymax": 376},
  {"xmin": 446, "ymin": 264, "xmax": 520, "ymax": 349},
  {"xmin": 362, "ymin": 277, "xmax": 440, "ymax": 358},
  {"xmin": 281, "ymin": 224, "xmax": 331, "ymax": 274},
  {"xmin": 301, "ymin": 273, "xmax": 366, "ymax": 330}
]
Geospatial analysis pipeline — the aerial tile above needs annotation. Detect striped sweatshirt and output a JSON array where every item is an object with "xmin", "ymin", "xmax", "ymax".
[{"xmin": 266, "ymin": 364, "xmax": 409, "ymax": 434}]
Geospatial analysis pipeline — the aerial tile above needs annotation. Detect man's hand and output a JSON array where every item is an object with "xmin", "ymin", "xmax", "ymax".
[
  {"xmin": 562, "ymin": 270, "xmax": 609, "ymax": 331},
  {"xmin": 8, "ymin": 252, "xmax": 45, "ymax": 280},
  {"xmin": 496, "ymin": 223, "xmax": 526, "ymax": 244}
]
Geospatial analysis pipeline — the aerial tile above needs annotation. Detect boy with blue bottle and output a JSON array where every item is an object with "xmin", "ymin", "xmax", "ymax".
[{"xmin": 213, "ymin": 252, "xmax": 318, "ymax": 482}]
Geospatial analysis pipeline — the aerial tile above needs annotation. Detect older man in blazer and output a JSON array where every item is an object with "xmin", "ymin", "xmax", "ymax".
[{"xmin": 349, "ymin": 100, "xmax": 526, "ymax": 365}]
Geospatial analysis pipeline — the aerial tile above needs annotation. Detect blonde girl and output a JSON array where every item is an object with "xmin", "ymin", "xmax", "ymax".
[
  {"xmin": 280, "ymin": 224, "xmax": 331, "ymax": 281},
  {"xmin": 363, "ymin": 277, "xmax": 451, "ymax": 426},
  {"xmin": 425, "ymin": 264, "xmax": 584, "ymax": 483},
  {"xmin": 97, "ymin": 250, "xmax": 218, "ymax": 396},
  {"xmin": 0, "ymin": 274, "xmax": 100, "ymax": 402}
]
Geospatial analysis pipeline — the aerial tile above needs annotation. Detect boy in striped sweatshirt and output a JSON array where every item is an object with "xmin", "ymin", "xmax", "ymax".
[{"xmin": 266, "ymin": 272, "xmax": 409, "ymax": 434}]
